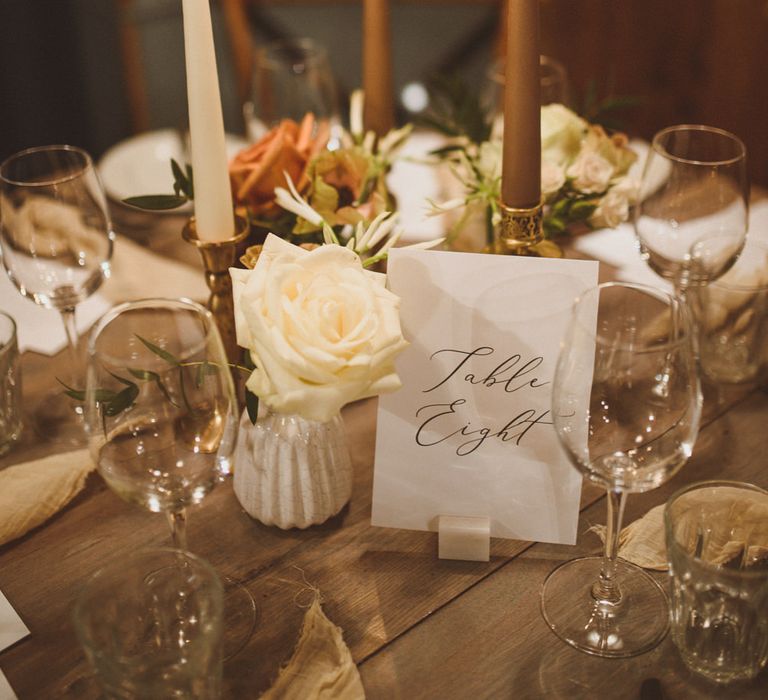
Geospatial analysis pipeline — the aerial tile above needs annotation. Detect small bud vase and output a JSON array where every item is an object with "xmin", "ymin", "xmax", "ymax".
[{"xmin": 233, "ymin": 408, "xmax": 353, "ymax": 529}]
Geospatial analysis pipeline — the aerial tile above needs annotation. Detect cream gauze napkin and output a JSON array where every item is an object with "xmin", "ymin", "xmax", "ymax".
[
  {"xmin": 0, "ymin": 449, "xmax": 93, "ymax": 546},
  {"xmin": 262, "ymin": 597, "xmax": 365, "ymax": 700},
  {"xmin": 590, "ymin": 505, "xmax": 668, "ymax": 571},
  {"xmin": 592, "ymin": 490, "xmax": 768, "ymax": 571}
]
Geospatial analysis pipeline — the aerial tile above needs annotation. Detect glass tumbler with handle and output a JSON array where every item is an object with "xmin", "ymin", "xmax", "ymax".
[
  {"xmin": 0, "ymin": 145, "xmax": 114, "ymax": 445},
  {"xmin": 84, "ymin": 298, "xmax": 255, "ymax": 657},
  {"xmin": 541, "ymin": 282, "xmax": 702, "ymax": 657},
  {"xmin": 634, "ymin": 124, "xmax": 748, "ymax": 296}
]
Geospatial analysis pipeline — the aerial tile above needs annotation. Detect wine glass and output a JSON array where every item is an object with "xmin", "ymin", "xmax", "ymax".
[
  {"xmin": 242, "ymin": 38, "xmax": 342, "ymax": 147},
  {"xmin": 541, "ymin": 282, "xmax": 702, "ymax": 657},
  {"xmin": 0, "ymin": 145, "xmax": 114, "ymax": 445},
  {"xmin": 484, "ymin": 54, "xmax": 571, "ymax": 116},
  {"xmin": 84, "ymin": 298, "xmax": 255, "ymax": 656},
  {"xmin": 634, "ymin": 124, "xmax": 748, "ymax": 296}
]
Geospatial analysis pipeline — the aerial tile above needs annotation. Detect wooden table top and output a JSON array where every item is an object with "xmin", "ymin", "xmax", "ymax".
[{"xmin": 0, "ymin": 212, "xmax": 766, "ymax": 699}]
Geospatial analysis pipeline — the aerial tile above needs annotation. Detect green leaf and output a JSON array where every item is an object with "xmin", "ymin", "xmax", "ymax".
[
  {"xmin": 171, "ymin": 159, "xmax": 194, "ymax": 200},
  {"xmin": 570, "ymin": 200, "xmax": 597, "ymax": 220},
  {"xmin": 102, "ymin": 384, "xmax": 139, "ymax": 417},
  {"xmin": 245, "ymin": 389, "xmax": 260, "ymax": 425},
  {"xmin": 93, "ymin": 389, "xmax": 121, "ymax": 402},
  {"xmin": 128, "ymin": 367, "xmax": 178, "ymax": 407},
  {"xmin": 195, "ymin": 360, "xmax": 220, "ymax": 387},
  {"xmin": 109, "ymin": 370, "xmax": 138, "ymax": 388},
  {"xmin": 544, "ymin": 216, "xmax": 567, "ymax": 235},
  {"xmin": 128, "ymin": 368, "xmax": 159, "ymax": 381},
  {"xmin": 57, "ymin": 378, "xmax": 85, "ymax": 401},
  {"xmin": 136, "ymin": 335, "xmax": 181, "ymax": 366},
  {"xmin": 428, "ymin": 145, "xmax": 467, "ymax": 158},
  {"xmin": 122, "ymin": 195, "xmax": 188, "ymax": 211}
]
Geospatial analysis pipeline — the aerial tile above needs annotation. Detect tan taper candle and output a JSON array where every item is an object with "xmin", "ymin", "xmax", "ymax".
[
  {"xmin": 362, "ymin": 0, "xmax": 394, "ymax": 136},
  {"xmin": 501, "ymin": 0, "xmax": 541, "ymax": 209}
]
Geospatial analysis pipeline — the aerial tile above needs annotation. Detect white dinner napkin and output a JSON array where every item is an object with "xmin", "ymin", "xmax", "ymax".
[
  {"xmin": 0, "ymin": 591, "xmax": 29, "ymax": 700},
  {"xmin": 0, "ymin": 234, "xmax": 209, "ymax": 355},
  {"xmin": 573, "ymin": 200, "xmax": 768, "ymax": 286},
  {"xmin": 0, "ymin": 671, "xmax": 17, "ymax": 700}
]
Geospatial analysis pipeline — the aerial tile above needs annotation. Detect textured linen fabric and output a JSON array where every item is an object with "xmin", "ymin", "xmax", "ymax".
[
  {"xmin": 262, "ymin": 597, "xmax": 365, "ymax": 699},
  {"xmin": 0, "ymin": 449, "xmax": 94, "ymax": 546}
]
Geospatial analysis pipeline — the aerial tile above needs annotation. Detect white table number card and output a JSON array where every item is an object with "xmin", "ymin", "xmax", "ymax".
[{"xmin": 372, "ymin": 249, "xmax": 599, "ymax": 545}]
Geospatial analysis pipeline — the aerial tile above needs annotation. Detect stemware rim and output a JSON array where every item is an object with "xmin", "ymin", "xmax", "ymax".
[
  {"xmin": 87, "ymin": 297, "xmax": 215, "ymax": 359},
  {"xmin": 664, "ymin": 479, "xmax": 768, "ymax": 578},
  {"xmin": 571, "ymin": 281, "xmax": 690, "ymax": 352},
  {"xmin": 0, "ymin": 144, "xmax": 94, "ymax": 187},
  {"xmin": 0, "ymin": 310, "xmax": 17, "ymax": 348},
  {"xmin": 72, "ymin": 546, "xmax": 223, "ymax": 628},
  {"xmin": 651, "ymin": 124, "xmax": 746, "ymax": 167},
  {"xmin": 255, "ymin": 37, "xmax": 329, "ymax": 69}
]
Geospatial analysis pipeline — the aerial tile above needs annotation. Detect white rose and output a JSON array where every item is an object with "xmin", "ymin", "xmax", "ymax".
[
  {"xmin": 590, "ymin": 177, "xmax": 640, "ymax": 228},
  {"xmin": 231, "ymin": 234, "xmax": 408, "ymax": 422},
  {"xmin": 476, "ymin": 140, "xmax": 502, "ymax": 180},
  {"xmin": 541, "ymin": 159, "xmax": 566, "ymax": 196},
  {"xmin": 540, "ymin": 104, "xmax": 587, "ymax": 166},
  {"xmin": 566, "ymin": 150, "xmax": 615, "ymax": 194}
]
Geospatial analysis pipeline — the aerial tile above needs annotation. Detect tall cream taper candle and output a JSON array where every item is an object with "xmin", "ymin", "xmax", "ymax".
[{"xmin": 182, "ymin": 0, "xmax": 235, "ymax": 241}]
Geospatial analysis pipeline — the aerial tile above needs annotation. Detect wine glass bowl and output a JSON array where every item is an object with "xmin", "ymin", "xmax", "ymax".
[
  {"xmin": 85, "ymin": 297, "xmax": 256, "ymax": 660},
  {"xmin": 0, "ymin": 145, "xmax": 114, "ymax": 445},
  {"xmin": 243, "ymin": 38, "xmax": 341, "ymax": 145},
  {"xmin": 0, "ymin": 145, "xmax": 112, "ymax": 307},
  {"xmin": 542, "ymin": 282, "xmax": 702, "ymax": 657},
  {"xmin": 556, "ymin": 285, "xmax": 700, "ymax": 493},
  {"xmin": 85, "ymin": 299, "xmax": 237, "ymax": 524},
  {"xmin": 634, "ymin": 125, "xmax": 748, "ymax": 293}
]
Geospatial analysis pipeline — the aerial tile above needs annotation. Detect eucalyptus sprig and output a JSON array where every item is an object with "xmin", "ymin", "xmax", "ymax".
[
  {"xmin": 60, "ymin": 334, "xmax": 261, "ymax": 426},
  {"xmin": 121, "ymin": 159, "xmax": 194, "ymax": 211}
]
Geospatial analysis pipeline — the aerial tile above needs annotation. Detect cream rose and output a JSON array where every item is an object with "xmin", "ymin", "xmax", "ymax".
[
  {"xmin": 541, "ymin": 159, "xmax": 566, "ymax": 196},
  {"xmin": 566, "ymin": 150, "xmax": 615, "ymax": 194},
  {"xmin": 590, "ymin": 177, "xmax": 640, "ymax": 228},
  {"xmin": 541, "ymin": 104, "xmax": 587, "ymax": 166},
  {"xmin": 231, "ymin": 234, "xmax": 408, "ymax": 422}
]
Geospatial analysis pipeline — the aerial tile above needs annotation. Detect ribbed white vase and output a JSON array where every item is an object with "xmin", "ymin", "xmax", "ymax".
[{"xmin": 233, "ymin": 409, "xmax": 353, "ymax": 529}]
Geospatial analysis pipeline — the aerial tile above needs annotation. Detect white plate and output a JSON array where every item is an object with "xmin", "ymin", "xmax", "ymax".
[{"xmin": 98, "ymin": 129, "xmax": 248, "ymax": 213}]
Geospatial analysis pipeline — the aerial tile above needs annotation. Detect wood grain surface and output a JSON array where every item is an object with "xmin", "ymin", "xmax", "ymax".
[{"xmin": 0, "ymin": 223, "xmax": 766, "ymax": 698}]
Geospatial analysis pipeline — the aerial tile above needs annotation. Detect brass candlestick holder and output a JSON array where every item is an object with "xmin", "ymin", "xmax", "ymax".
[
  {"xmin": 497, "ymin": 200, "xmax": 544, "ymax": 255},
  {"xmin": 182, "ymin": 214, "xmax": 250, "ymax": 364}
]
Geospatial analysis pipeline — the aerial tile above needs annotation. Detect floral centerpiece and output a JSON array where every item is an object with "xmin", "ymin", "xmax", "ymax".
[
  {"xmin": 423, "ymin": 90, "xmax": 639, "ymax": 251},
  {"xmin": 228, "ymin": 91, "xmax": 414, "ymax": 260},
  {"xmin": 229, "ymin": 183, "xmax": 442, "ymax": 529},
  {"xmin": 123, "ymin": 90, "xmax": 415, "ymax": 265}
]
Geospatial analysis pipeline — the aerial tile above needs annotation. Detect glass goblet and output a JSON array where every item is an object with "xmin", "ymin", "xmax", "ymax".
[
  {"xmin": 634, "ymin": 124, "xmax": 748, "ymax": 296},
  {"xmin": 542, "ymin": 282, "xmax": 702, "ymax": 657},
  {"xmin": 243, "ymin": 37, "xmax": 342, "ymax": 147},
  {"xmin": 0, "ymin": 145, "xmax": 114, "ymax": 445},
  {"xmin": 84, "ymin": 298, "xmax": 255, "ymax": 657}
]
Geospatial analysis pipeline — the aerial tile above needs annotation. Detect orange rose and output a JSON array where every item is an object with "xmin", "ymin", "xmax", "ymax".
[{"xmin": 229, "ymin": 113, "xmax": 329, "ymax": 218}]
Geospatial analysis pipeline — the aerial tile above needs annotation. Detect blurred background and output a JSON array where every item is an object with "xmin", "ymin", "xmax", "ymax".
[{"xmin": 2, "ymin": 0, "xmax": 767, "ymax": 187}]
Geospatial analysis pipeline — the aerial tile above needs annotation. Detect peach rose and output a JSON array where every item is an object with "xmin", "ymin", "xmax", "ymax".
[{"xmin": 229, "ymin": 114, "xmax": 330, "ymax": 217}]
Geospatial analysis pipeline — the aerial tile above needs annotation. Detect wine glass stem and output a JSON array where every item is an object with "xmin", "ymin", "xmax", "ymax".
[
  {"xmin": 167, "ymin": 509, "xmax": 188, "ymax": 550},
  {"xmin": 59, "ymin": 306, "xmax": 81, "ymax": 386},
  {"xmin": 592, "ymin": 489, "xmax": 628, "ymax": 606}
]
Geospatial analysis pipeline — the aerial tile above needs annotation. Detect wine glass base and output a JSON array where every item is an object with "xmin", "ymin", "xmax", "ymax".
[
  {"xmin": 540, "ymin": 556, "xmax": 669, "ymax": 658},
  {"xmin": 222, "ymin": 577, "xmax": 259, "ymax": 662},
  {"xmin": 30, "ymin": 390, "xmax": 86, "ymax": 448}
]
